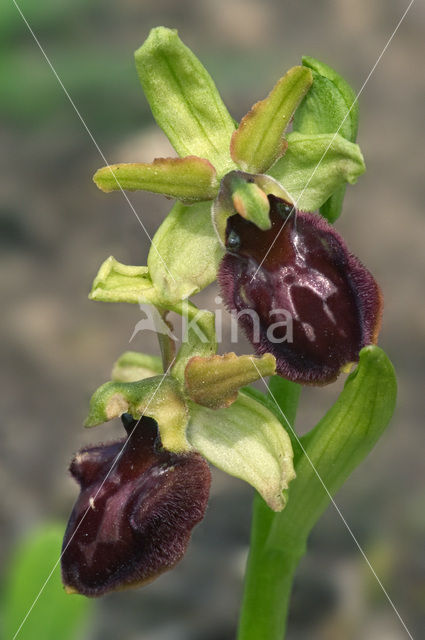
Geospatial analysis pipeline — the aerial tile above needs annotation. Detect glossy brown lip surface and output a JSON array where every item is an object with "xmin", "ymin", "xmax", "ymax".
[
  {"xmin": 218, "ymin": 195, "xmax": 382, "ymax": 385},
  {"xmin": 61, "ymin": 416, "xmax": 211, "ymax": 597}
]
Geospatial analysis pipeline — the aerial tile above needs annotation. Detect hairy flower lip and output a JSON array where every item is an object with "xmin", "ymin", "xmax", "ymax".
[
  {"xmin": 61, "ymin": 416, "xmax": 211, "ymax": 597},
  {"xmin": 218, "ymin": 195, "xmax": 383, "ymax": 385}
]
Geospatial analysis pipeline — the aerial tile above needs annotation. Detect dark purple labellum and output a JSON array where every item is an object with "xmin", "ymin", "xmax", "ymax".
[
  {"xmin": 61, "ymin": 416, "xmax": 211, "ymax": 597},
  {"xmin": 218, "ymin": 195, "xmax": 382, "ymax": 385}
]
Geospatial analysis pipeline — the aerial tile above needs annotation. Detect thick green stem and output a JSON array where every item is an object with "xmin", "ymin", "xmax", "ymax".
[
  {"xmin": 237, "ymin": 347, "xmax": 397, "ymax": 640},
  {"xmin": 237, "ymin": 379, "xmax": 302, "ymax": 640}
]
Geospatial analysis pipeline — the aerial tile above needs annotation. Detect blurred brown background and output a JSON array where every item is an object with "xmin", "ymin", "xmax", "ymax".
[{"xmin": 1, "ymin": 0, "xmax": 424, "ymax": 638}]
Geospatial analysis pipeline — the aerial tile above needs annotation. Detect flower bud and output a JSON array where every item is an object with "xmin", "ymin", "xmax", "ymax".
[
  {"xmin": 61, "ymin": 416, "xmax": 210, "ymax": 596},
  {"xmin": 218, "ymin": 195, "xmax": 382, "ymax": 385}
]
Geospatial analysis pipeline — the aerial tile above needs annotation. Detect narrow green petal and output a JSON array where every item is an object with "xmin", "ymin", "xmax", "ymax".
[
  {"xmin": 268, "ymin": 132, "xmax": 365, "ymax": 211},
  {"xmin": 148, "ymin": 201, "xmax": 224, "ymax": 303},
  {"xmin": 135, "ymin": 27, "xmax": 236, "ymax": 176},
  {"xmin": 230, "ymin": 66, "xmax": 312, "ymax": 173},
  {"xmin": 111, "ymin": 351, "xmax": 163, "ymax": 383},
  {"xmin": 93, "ymin": 156, "xmax": 218, "ymax": 203},
  {"xmin": 187, "ymin": 392, "xmax": 295, "ymax": 511},
  {"xmin": 88, "ymin": 256, "xmax": 161, "ymax": 305},
  {"xmin": 185, "ymin": 353, "xmax": 276, "ymax": 409}
]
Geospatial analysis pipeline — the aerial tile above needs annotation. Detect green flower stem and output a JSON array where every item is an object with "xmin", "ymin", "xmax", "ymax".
[
  {"xmin": 156, "ymin": 308, "xmax": 176, "ymax": 371},
  {"xmin": 237, "ymin": 347, "xmax": 397, "ymax": 640},
  {"xmin": 237, "ymin": 379, "xmax": 301, "ymax": 640}
]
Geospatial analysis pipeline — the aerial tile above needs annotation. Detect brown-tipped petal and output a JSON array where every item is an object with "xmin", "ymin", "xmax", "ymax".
[
  {"xmin": 61, "ymin": 417, "xmax": 211, "ymax": 597},
  {"xmin": 218, "ymin": 195, "xmax": 382, "ymax": 385}
]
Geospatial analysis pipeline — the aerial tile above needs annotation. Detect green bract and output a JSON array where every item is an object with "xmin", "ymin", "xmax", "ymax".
[
  {"xmin": 187, "ymin": 392, "xmax": 296, "ymax": 512},
  {"xmin": 147, "ymin": 201, "xmax": 224, "ymax": 302}
]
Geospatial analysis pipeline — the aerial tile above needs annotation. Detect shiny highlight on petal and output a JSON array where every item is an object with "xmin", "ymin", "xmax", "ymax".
[
  {"xmin": 218, "ymin": 195, "xmax": 382, "ymax": 385},
  {"xmin": 61, "ymin": 416, "xmax": 210, "ymax": 597}
]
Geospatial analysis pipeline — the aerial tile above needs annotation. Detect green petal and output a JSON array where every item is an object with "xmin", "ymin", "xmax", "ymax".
[
  {"xmin": 268, "ymin": 132, "xmax": 365, "ymax": 211},
  {"xmin": 148, "ymin": 201, "xmax": 224, "ymax": 303},
  {"xmin": 135, "ymin": 27, "xmax": 236, "ymax": 176},
  {"xmin": 85, "ymin": 375, "xmax": 190, "ymax": 453},
  {"xmin": 93, "ymin": 156, "xmax": 219, "ymax": 203},
  {"xmin": 187, "ymin": 392, "xmax": 295, "ymax": 511},
  {"xmin": 111, "ymin": 351, "xmax": 163, "ymax": 383},
  {"xmin": 88, "ymin": 256, "xmax": 162, "ymax": 305},
  {"xmin": 185, "ymin": 353, "xmax": 276, "ymax": 409},
  {"xmin": 230, "ymin": 66, "xmax": 312, "ymax": 173}
]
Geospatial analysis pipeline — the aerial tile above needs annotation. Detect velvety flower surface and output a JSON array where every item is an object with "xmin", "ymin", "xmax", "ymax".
[
  {"xmin": 218, "ymin": 195, "xmax": 382, "ymax": 385},
  {"xmin": 61, "ymin": 415, "xmax": 211, "ymax": 597}
]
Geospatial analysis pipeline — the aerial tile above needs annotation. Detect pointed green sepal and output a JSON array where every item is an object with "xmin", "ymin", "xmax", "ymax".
[
  {"xmin": 171, "ymin": 302, "xmax": 217, "ymax": 382},
  {"xmin": 85, "ymin": 375, "xmax": 190, "ymax": 453},
  {"xmin": 212, "ymin": 171, "xmax": 293, "ymax": 244},
  {"xmin": 111, "ymin": 351, "xmax": 163, "ymax": 383},
  {"xmin": 300, "ymin": 56, "xmax": 359, "ymax": 141},
  {"xmin": 268, "ymin": 132, "xmax": 365, "ymax": 212},
  {"xmin": 187, "ymin": 392, "xmax": 295, "ymax": 511},
  {"xmin": 230, "ymin": 66, "xmax": 313, "ymax": 173},
  {"xmin": 293, "ymin": 57, "xmax": 359, "ymax": 221},
  {"xmin": 148, "ymin": 201, "xmax": 224, "ymax": 303},
  {"xmin": 89, "ymin": 256, "xmax": 162, "ymax": 305},
  {"xmin": 93, "ymin": 156, "xmax": 219, "ymax": 203},
  {"xmin": 185, "ymin": 353, "xmax": 276, "ymax": 409},
  {"xmin": 135, "ymin": 27, "xmax": 236, "ymax": 176}
]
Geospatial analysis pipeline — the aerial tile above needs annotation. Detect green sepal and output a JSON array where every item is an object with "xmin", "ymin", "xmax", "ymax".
[
  {"xmin": 148, "ymin": 201, "xmax": 224, "ymax": 303},
  {"xmin": 135, "ymin": 27, "xmax": 236, "ymax": 177},
  {"xmin": 171, "ymin": 302, "xmax": 217, "ymax": 383},
  {"xmin": 89, "ymin": 256, "xmax": 161, "ymax": 305},
  {"xmin": 111, "ymin": 351, "xmax": 163, "ymax": 383},
  {"xmin": 293, "ymin": 72, "xmax": 354, "ymax": 141},
  {"xmin": 187, "ymin": 391, "xmax": 296, "ymax": 511},
  {"xmin": 319, "ymin": 183, "xmax": 347, "ymax": 223},
  {"xmin": 212, "ymin": 171, "xmax": 293, "ymax": 245},
  {"xmin": 185, "ymin": 352, "xmax": 276, "ymax": 409},
  {"xmin": 230, "ymin": 66, "xmax": 313, "ymax": 173},
  {"xmin": 300, "ymin": 56, "xmax": 359, "ymax": 141},
  {"xmin": 85, "ymin": 375, "xmax": 190, "ymax": 453},
  {"xmin": 267, "ymin": 346, "xmax": 397, "ymax": 548},
  {"xmin": 294, "ymin": 57, "xmax": 359, "ymax": 221},
  {"xmin": 93, "ymin": 156, "xmax": 219, "ymax": 203},
  {"xmin": 268, "ymin": 132, "xmax": 365, "ymax": 212}
]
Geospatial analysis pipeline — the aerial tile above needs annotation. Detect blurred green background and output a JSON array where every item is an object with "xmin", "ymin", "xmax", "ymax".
[{"xmin": 1, "ymin": 1, "xmax": 424, "ymax": 638}]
